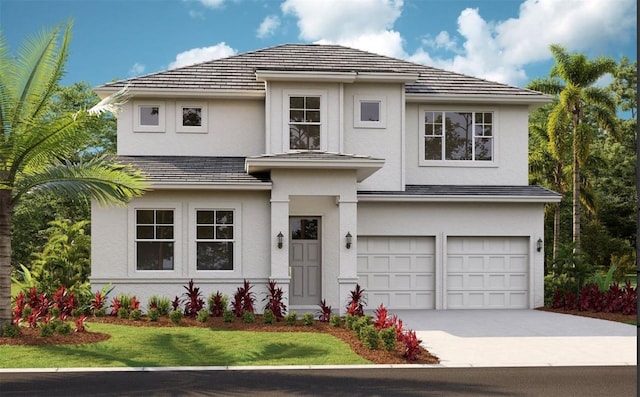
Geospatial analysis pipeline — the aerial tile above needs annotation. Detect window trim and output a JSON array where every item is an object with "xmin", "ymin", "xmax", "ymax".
[
  {"xmin": 175, "ymin": 101, "xmax": 208, "ymax": 134},
  {"xmin": 283, "ymin": 90, "xmax": 327, "ymax": 152},
  {"xmin": 354, "ymin": 95, "xmax": 386, "ymax": 129},
  {"xmin": 188, "ymin": 202, "xmax": 242, "ymax": 277},
  {"xmin": 133, "ymin": 101, "xmax": 166, "ymax": 133},
  {"xmin": 194, "ymin": 209, "xmax": 235, "ymax": 272},
  {"xmin": 128, "ymin": 204, "xmax": 182, "ymax": 276},
  {"xmin": 419, "ymin": 107, "xmax": 498, "ymax": 167}
]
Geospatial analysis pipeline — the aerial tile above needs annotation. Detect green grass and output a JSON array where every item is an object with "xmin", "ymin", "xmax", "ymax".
[{"xmin": 0, "ymin": 323, "xmax": 371, "ymax": 368}]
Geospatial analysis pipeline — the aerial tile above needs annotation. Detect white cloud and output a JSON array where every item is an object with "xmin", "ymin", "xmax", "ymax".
[
  {"xmin": 197, "ymin": 0, "xmax": 225, "ymax": 9},
  {"xmin": 412, "ymin": 0, "xmax": 637, "ymax": 85},
  {"xmin": 168, "ymin": 43, "xmax": 237, "ymax": 69},
  {"xmin": 257, "ymin": 15, "xmax": 281, "ymax": 39},
  {"xmin": 128, "ymin": 62, "xmax": 145, "ymax": 76},
  {"xmin": 422, "ymin": 31, "xmax": 458, "ymax": 53},
  {"xmin": 281, "ymin": 0, "xmax": 406, "ymax": 57}
]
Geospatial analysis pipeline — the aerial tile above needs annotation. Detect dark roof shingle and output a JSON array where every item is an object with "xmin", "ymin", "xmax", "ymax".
[{"xmin": 99, "ymin": 44, "xmax": 548, "ymax": 99}]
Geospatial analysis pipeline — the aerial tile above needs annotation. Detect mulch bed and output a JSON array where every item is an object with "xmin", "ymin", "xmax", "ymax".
[
  {"xmin": 536, "ymin": 307, "xmax": 637, "ymax": 324},
  {"xmin": 0, "ymin": 315, "xmax": 439, "ymax": 365}
]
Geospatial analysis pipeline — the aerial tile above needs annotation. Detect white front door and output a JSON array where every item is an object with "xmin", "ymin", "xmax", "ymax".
[{"xmin": 289, "ymin": 217, "xmax": 321, "ymax": 306}]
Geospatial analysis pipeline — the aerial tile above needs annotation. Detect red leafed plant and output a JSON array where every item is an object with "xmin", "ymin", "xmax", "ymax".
[
  {"xmin": 373, "ymin": 304, "xmax": 394, "ymax": 331},
  {"xmin": 391, "ymin": 315, "xmax": 404, "ymax": 341},
  {"xmin": 232, "ymin": 279, "xmax": 256, "ymax": 317},
  {"xmin": 182, "ymin": 279, "xmax": 205, "ymax": 318},
  {"xmin": 12, "ymin": 291, "xmax": 25, "ymax": 325},
  {"xmin": 563, "ymin": 290, "xmax": 578, "ymax": 311},
  {"xmin": 110, "ymin": 296, "xmax": 121, "ymax": 316},
  {"xmin": 604, "ymin": 283, "xmax": 624, "ymax": 313},
  {"xmin": 346, "ymin": 284, "xmax": 366, "ymax": 316},
  {"xmin": 210, "ymin": 291, "xmax": 226, "ymax": 317},
  {"xmin": 263, "ymin": 280, "xmax": 287, "ymax": 321},
  {"xmin": 130, "ymin": 296, "xmax": 141, "ymax": 311},
  {"xmin": 53, "ymin": 286, "xmax": 76, "ymax": 320},
  {"xmin": 316, "ymin": 299, "xmax": 332, "ymax": 322},
  {"xmin": 91, "ymin": 291, "xmax": 106, "ymax": 313},
  {"xmin": 621, "ymin": 282, "xmax": 637, "ymax": 315},
  {"xmin": 400, "ymin": 330, "xmax": 422, "ymax": 361},
  {"xmin": 74, "ymin": 315, "xmax": 88, "ymax": 333},
  {"xmin": 171, "ymin": 296, "xmax": 181, "ymax": 311}
]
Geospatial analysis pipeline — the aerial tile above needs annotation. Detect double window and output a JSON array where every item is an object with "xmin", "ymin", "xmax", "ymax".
[
  {"xmin": 289, "ymin": 96, "xmax": 321, "ymax": 150},
  {"xmin": 135, "ymin": 209, "xmax": 174, "ymax": 270},
  {"xmin": 195, "ymin": 210, "xmax": 234, "ymax": 271},
  {"xmin": 423, "ymin": 111, "xmax": 493, "ymax": 162}
]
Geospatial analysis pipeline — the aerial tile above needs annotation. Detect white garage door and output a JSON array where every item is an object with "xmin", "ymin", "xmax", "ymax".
[
  {"xmin": 447, "ymin": 237, "xmax": 529, "ymax": 309},
  {"xmin": 357, "ymin": 236, "xmax": 435, "ymax": 309}
]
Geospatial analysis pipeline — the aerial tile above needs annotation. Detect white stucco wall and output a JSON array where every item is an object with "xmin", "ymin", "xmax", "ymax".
[
  {"xmin": 357, "ymin": 201, "xmax": 546, "ymax": 308},
  {"xmin": 404, "ymin": 103, "xmax": 531, "ymax": 186},
  {"xmin": 91, "ymin": 190, "xmax": 272, "ymax": 308},
  {"xmin": 117, "ymin": 98, "xmax": 265, "ymax": 156}
]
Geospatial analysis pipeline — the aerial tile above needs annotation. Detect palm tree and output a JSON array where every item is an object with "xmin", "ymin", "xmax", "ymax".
[
  {"xmin": 527, "ymin": 45, "xmax": 617, "ymax": 254},
  {"xmin": 0, "ymin": 22, "xmax": 148, "ymax": 332}
]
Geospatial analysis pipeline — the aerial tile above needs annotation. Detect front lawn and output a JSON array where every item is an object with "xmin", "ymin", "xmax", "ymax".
[{"xmin": 0, "ymin": 322, "xmax": 371, "ymax": 368}]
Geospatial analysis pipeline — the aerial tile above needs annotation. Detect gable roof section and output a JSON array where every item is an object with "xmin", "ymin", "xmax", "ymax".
[
  {"xmin": 116, "ymin": 156, "xmax": 270, "ymax": 190},
  {"xmin": 358, "ymin": 185, "xmax": 562, "ymax": 203},
  {"xmin": 97, "ymin": 44, "xmax": 550, "ymax": 103}
]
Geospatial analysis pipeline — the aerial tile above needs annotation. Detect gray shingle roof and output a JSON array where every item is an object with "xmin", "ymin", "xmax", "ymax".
[
  {"xmin": 116, "ymin": 156, "xmax": 270, "ymax": 186},
  {"xmin": 359, "ymin": 185, "xmax": 561, "ymax": 199},
  {"xmin": 99, "ymin": 44, "xmax": 548, "ymax": 99}
]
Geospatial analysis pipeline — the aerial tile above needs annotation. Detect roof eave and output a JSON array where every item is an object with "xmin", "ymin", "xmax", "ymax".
[
  {"xmin": 94, "ymin": 87, "xmax": 265, "ymax": 99},
  {"xmin": 246, "ymin": 157, "xmax": 385, "ymax": 182},
  {"xmin": 146, "ymin": 182, "xmax": 272, "ymax": 190},
  {"xmin": 405, "ymin": 93, "xmax": 553, "ymax": 109},
  {"xmin": 357, "ymin": 194, "xmax": 561, "ymax": 203}
]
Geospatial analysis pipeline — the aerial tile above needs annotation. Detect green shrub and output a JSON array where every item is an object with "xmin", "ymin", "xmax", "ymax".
[
  {"xmin": 379, "ymin": 327, "xmax": 396, "ymax": 351},
  {"xmin": 2, "ymin": 324, "xmax": 21, "ymax": 337},
  {"xmin": 50, "ymin": 308, "xmax": 61, "ymax": 319},
  {"xmin": 148, "ymin": 295, "xmax": 172, "ymax": 316},
  {"xmin": 71, "ymin": 308, "xmax": 84, "ymax": 318},
  {"xmin": 129, "ymin": 309, "xmax": 142, "ymax": 321},
  {"xmin": 330, "ymin": 315, "xmax": 342, "ymax": 328},
  {"xmin": 345, "ymin": 314, "xmax": 356, "ymax": 330},
  {"xmin": 94, "ymin": 307, "xmax": 106, "ymax": 318},
  {"xmin": 39, "ymin": 322, "xmax": 55, "ymax": 337},
  {"xmin": 361, "ymin": 324, "xmax": 379, "ymax": 350},
  {"xmin": 284, "ymin": 312, "xmax": 298, "ymax": 326},
  {"xmin": 223, "ymin": 309, "xmax": 234, "ymax": 323},
  {"xmin": 117, "ymin": 308, "xmax": 130, "ymax": 319},
  {"xmin": 117, "ymin": 294, "xmax": 133, "ymax": 310},
  {"xmin": 22, "ymin": 306, "xmax": 33, "ymax": 319},
  {"xmin": 302, "ymin": 312, "xmax": 314, "ymax": 326},
  {"xmin": 56, "ymin": 322, "xmax": 73, "ymax": 335},
  {"xmin": 263, "ymin": 309, "xmax": 275, "ymax": 324},
  {"xmin": 147, "ymin": 308, "xmax": 160, "ymax": 322},
  {"xmin": 196, "ymin": 309, "xmax": 209, "ymax": 323},
  {"xmin": 242, "ymin": 311, "xmax": 256, "ymax": 324},
  {"xmin": 169, "ymin": 310, "xmax": 183, "ymax": 324},
  {"xmin": 353, "ymin": 316, "xmax": 371, "ymax": 339}
]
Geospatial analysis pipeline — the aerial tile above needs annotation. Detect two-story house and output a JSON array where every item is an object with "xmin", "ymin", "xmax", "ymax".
[{"xmin": 91, "ymin": 44, "xmax": 560, "ymax": 312}]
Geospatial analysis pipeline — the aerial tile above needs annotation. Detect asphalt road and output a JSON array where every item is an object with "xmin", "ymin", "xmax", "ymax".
[{"xmin": 0, "ymin": 366, "xmax": 636, "ymax": 396}]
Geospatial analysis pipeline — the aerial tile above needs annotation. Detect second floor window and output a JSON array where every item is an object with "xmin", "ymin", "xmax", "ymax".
[
  {"xmin": 423, "ymin": 111, "xmax": 493, "ymax": 162},
  {"xmin": 289, "ymin": 96, "xmax": 320, "ymax": 150}
]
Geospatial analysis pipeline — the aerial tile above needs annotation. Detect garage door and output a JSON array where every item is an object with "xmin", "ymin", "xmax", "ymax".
[
  {"xmin": 357, "ymin": 236, "xmax": 435, "ymax": 309},
  {"xmin": 447, "ymin": 237, "xmax": 529, "ymax": 309}
]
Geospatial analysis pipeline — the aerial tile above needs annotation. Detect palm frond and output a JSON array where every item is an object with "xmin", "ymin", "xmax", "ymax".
[
  {"xmin": 12, "ymin": 156, "xmax": 149, "ymax": 207},
  {"xmin": 86, "ymin": 85, "xmax": 131, "ymax": 117},
  {"xmin": 526, "ymin": 77, "xmax": 564, "ymax": 96}
]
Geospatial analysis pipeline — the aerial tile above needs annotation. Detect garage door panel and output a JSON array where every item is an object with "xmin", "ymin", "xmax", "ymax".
[
  {"xmin": 447, "ymin": 237, "xmax": 529, "ymax": 309},
  {"xmin": 358, "ymin": 236, "xmax": 435, "ymax": 310}
]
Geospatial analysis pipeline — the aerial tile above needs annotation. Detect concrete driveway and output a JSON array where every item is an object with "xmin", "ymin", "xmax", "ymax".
[{"xmin": 392, "ymin": 309, "xmax": 637, "ymax": 367}]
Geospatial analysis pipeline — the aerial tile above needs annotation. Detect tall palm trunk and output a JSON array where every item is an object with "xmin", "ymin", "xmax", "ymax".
[
  {"xmin": 0, "ymin": 190, "xmax": 13, "ymax": 333},
  {"xmin": 553, "ymin": 202, "xmax": 561, "ymax": 262},
  {"xmin": 572, "ymin": 119, "xmax": 581, "ymax": 253}
]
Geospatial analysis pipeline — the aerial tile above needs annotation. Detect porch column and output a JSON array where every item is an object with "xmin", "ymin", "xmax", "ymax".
[
  {"xmin": 270, "ymin": 197, "xmax": 290, "ymax": 282},
  {"xmin": 337, "ymin": 197, "xmax": 358, "ymax": 314}
]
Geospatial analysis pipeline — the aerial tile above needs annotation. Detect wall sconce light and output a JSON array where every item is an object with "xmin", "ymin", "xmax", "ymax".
[
  {"xmin": 277, "ymin": 232, "xmax": 284, "ymax": 249},
  {"xmin": 345, "ymin": 232, "xmax": 353, "ymax": 249},
  {"xmin": 536, "ymin": 238, "xmax": 543, "ymax": 252}
]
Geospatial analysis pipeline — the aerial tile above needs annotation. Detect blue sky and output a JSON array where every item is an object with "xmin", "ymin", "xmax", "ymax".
[{"xmin": 1, "ymin": 0, "xmax": 636, "ymax": 88}]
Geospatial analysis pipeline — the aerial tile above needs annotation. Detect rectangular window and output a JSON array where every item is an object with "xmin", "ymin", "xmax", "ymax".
[
  {"xmin": 423, "ymin": 111, "xmax": 493, "ymax": 162},
  {"xmin": 176, "ymin": 102, "xmax": 208, "ymax": 133},
  {"xmin": 289, "ymin": 96, "xmax": 321, "ymax": 150},
  {"xmin": 134, "ymin": 101, "xmax": 165, "ymax": 132},
  {"xmin": 196, "ymin": 210, "xmax": 234, "ymax": 270},
  {"xmin": 136, "ymin": 209, "xmax": 174, "ymax": 270},
  {"xmin": 354, "ymin": 96, "xmax": 386, "ymax": 128}
]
